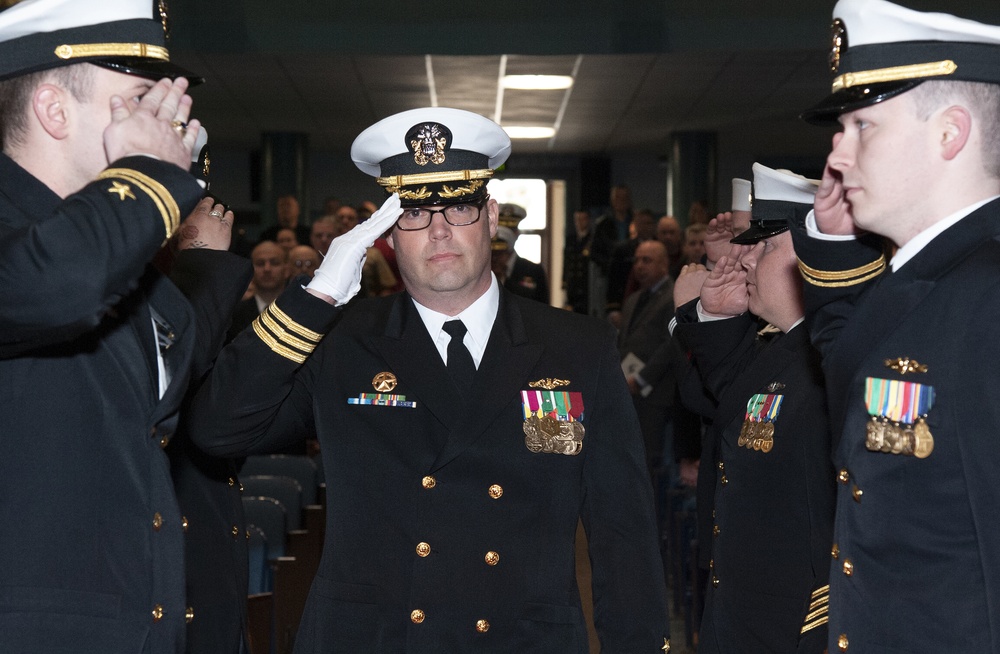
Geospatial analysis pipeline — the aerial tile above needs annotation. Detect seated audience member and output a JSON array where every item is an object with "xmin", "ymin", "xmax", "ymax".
[{"xmin": 228, "ymin": 241, "xmax": 288, "ymax": 341}]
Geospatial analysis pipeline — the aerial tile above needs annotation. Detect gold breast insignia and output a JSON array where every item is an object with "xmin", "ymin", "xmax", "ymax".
[
  {"xmin": 372, "ymin": 372, "xmax": 397, "ymax": 392},
  {"xmin": 528, "ymin": 378, "xmax": 570, "ymax": 390},
  {"xmin": 884, "ymin": 357, "xmax": 928, "ymax": 375}
]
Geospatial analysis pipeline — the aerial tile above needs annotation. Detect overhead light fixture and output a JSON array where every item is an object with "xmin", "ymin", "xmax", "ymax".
[
  {"xmin": 503, "ymin": 126, "xmax": 556, "ymax": 139},
  {"xmin": 501, "ymin": 74, "xmax": 574, "ymax": 90}
]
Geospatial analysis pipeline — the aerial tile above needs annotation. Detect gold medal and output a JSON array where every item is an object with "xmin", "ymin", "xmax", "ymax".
[
  {"xmin": 539, "ymin": 415, "xmax": 560, "ymax": 438},
  {"xmin": 760, "ymin": 422, "xmax": 774, "ymax": 440},
  {"xmin": 523, "ymin": 416, "xmax": 544, "ymax": 453},
  {"xmin": 738, "ymin": 420, "xmax": 752, "ymax": 447},
  {"xmin": 865, "ymin": 417, "xmax": 880, "ymax": 451},
  {"xmin": 761, "ymin": 435, "xmax": 774, "ymax": 453},
  {"xmin": 913, "ymin": 418, "xmax": 934, "ymax": 459}
]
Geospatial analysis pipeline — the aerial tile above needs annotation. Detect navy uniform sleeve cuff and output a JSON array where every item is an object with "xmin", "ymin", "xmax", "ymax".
[{"xmin": 250, "ymin": 278, "xmax": 341, "ymax": 364}]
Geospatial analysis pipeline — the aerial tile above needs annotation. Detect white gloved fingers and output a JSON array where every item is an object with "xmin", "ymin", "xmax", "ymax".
[{"xmin": 353, "ymin": 193, "xmax": 402, "ymax": 243}]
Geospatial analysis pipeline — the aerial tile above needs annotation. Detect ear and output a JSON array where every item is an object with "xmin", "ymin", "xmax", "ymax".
[
  {"xmin": 939, "ymin": 105, "xmax": 972, "ymax": 161},
  {"xmin": 486, "ymin": 198, "xmax": 499, "ymax": 238},
  {"xmin": 385, "ymin": 230, "xmax": 396, "ymax": 251},
  {"xmin": 32, "ymin": 84, "xmax": 71, "ymax": 140}
]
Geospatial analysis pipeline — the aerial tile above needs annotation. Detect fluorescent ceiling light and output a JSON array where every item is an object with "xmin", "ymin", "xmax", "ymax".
[
  {"xmin": 501, "ymin": 74, "xmax": 574, "ymax": 90},
  {"xmin": 503, "ymin": 126, "xmax": 556, "ymax": 139}
]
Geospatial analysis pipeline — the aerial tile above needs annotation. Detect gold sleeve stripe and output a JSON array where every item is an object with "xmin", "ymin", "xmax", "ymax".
[
  {"xmin": 97, "ymin": 168, "xmax": 181, "ymax": 239},
  {"xmin": 258, "ymin": 309, "xmax": 319, "ymax": 354},
  {"xmin": 804, "ymin": 604, "xmax": 829, "ymax": 622},
  {"xmin": 797, "ymin": 257, "xmax": 885, "ymax": 281},
  {"xmin": 800, "ymin": 615, "xmax": 829, "ymax": 635},
  {"xmin": 798, "ymin": 255, "xmax": 886, "ymax": 288},
  {"xmin": 809, "ymin": 595, "xmax": 830, "ymax": 612},
  {"xmin": 252, "ymin": 318, "xmax": 307, "ymax": 364},
  {"xmin": 267, "ymin": 303, "xmax": 323, "ymax": 343},
  {"xmin": 801, "ymin": 584, "xmax": 830, "ymax": 634}
]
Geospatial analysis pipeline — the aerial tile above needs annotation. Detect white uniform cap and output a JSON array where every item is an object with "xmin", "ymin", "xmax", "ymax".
[{"xmin": 731, "ymin": 178, "xmax": 752, "ymax": 212}]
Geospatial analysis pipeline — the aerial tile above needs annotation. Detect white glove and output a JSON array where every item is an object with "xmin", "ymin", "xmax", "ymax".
[{"xmin": 307, "ymin": 193, "xmax": 402, "ymax": 305}]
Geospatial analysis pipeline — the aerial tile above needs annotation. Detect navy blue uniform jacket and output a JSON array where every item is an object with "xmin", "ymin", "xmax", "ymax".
[
  {"xmin": 792, "ymin": 200, "xmax": 1000, "ymax": 653},
  {"xmin": 191, "ymin": 283, "xmax": 670, "ymax": 653},
  {"xmin": 674, "ymin": 304, "xmax": 834, "ymax": 653},
  {"xmin": 0, "ymin": 153, "xmax": 248, "ymax": 654}
]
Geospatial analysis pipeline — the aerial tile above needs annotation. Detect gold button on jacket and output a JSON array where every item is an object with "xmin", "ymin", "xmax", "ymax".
[{"xmin": 410, "ymin": 609, "xmax": 425, "ymax": 624}]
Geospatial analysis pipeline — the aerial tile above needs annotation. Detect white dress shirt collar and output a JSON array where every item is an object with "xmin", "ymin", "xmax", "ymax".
[{"xmin": 411, "ymin": 273, "xmax": 500, "ymax": 368}]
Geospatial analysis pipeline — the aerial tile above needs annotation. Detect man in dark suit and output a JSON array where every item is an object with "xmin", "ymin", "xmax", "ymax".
[
  {"xmin": 191, "ymin": 107, "xmax": 670, "ymax": 652},
  {"xmin": 491, "ymin": 225, "xmax": 549, "ymax": 304},
  {"xmin": 794, "ymin": 2, "xmax": 1000, "ymax": 651},
  {"xmin": 618, "ymin": 239, "xmax": 677, "ymax": 476},
  {"xmin": 0, "ymin": 2, "xmax": 249, "ymax": 652},
  {"xmin": 673, "ymin": 164, "xmax": 835, "ymax": 653}
]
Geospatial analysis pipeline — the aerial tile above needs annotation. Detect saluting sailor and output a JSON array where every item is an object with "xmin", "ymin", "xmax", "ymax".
[
  {"xmin": 190, "ymin": 107, "xmax": 671, "ymax": 652},
  {"xmin": 0, "ymin": 0, "xmax": 248, "ymax": 652},
  {"xmin": 793, "ymin": 1, "xmax": 1000, "ymax": 651},
  {"xmin": 672, "ymin": 164, "xmax": 835, "ymax": 653}
]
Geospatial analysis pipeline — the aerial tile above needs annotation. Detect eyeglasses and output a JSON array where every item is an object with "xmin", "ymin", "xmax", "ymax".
[
  {"xmin": 395, "ymin": 194, "xmax": 490, "ymax": 232},
  {"xmin": 292, "ymin": 259, "xmax": 318, "ymax": 269}
]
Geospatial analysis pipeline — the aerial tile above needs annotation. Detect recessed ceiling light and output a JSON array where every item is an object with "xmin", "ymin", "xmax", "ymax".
[
  {"xmin": 501, "ymin": 75, "xmax": 574, "ymax": 90},
  {"xmin": 503, "ymin": 126, "xmax": 556, "ymax": 139}
]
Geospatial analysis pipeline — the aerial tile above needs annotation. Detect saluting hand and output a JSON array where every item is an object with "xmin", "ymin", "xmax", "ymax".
[
  {"xmin": 307, "ymin": 193, "xmax": 402, "ymax": 305},
  {"xmin": 673, "ymin": 263, "xmax": 709, "ymax": 307},
  {"xmin": 103, "ymin": 77, "xmax": 201, "ymax": 170},
  {"xmin": 704, "ymin": 211, "xmax": 737, "ymax": 269},
  {"xmin": 814, "ymin": 132, "xmax": 860, "ymax": 236},
  {"xmin": 699, "ymin": 245, "xmax": 748, "ymax": 318}
]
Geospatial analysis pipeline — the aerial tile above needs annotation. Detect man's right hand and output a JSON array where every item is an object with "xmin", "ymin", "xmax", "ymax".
[
  {"xmin": 699, "ymin": 246, "xmax": 748, "ymax": 317},
  {"xmin": 814, "ymin": 132, "xmax": 860, "ymax": 236},
  {"xmin": 104, "ymin": 77, "xmax": 200, "ymax": 170},
  {"xmin": 673, "ymin": 263, "xmax": 709, "ymax": 307},
  {"xmin": 307, "ymin": 194, "xmax": 402, "ymax": 305},
  {"xmin": 704, "ymin": 212, "xmax": 736, "ymax": 268}
]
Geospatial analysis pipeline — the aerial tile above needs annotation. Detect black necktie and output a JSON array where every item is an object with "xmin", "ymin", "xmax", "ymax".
[{"xmin": 442, "ymin": 320, "xmax": 476, "ymax": 391}]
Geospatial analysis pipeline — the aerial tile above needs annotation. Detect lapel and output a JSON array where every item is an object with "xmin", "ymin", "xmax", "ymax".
[
  {"xmin": 431, "ymin": 292, "xmax": 544, "ymax": 470},
  {"xmin": 835, "ymin": 200, "xmax": 1000, "ymax": 377},
  {"xmin": 370, "ymin": 292, "xmax": 544, "ymax": 471},
  {"xmin": 371, "ymin": 294, "xmax": 458, "ymax": 432},
  {"xmin": 146, "ymin": 269, "xmax": 196, "ymax": 423},
  {"xmin": 716, "ymin": 325, "xmax": 806, "ymax": 426}
]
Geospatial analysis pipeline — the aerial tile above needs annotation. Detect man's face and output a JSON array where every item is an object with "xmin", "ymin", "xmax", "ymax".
[
  {"xmin": 69, "ymin": 67, "xmax": 156, "ymax": 190},
  {"xmin": 610, "ymin": 187, "xmax": 631, "ymax": 212},
  {"xmin": 683, "ymin": 231, "xmax": 706, "ymax": 262},
  {"xmin": 573, "ymin": 211, "xmax": 590, "ymax": 233},
  {"xmin": 336, "ymin": 206, "xmax": 359, "ymax": 232},
  {"xmin": 386, "ymin": 199, "xmax": 498, "ymax": 311},
  {"xmin": 275, "ymin": 228, "xmax": 297, "ymax": 252},
  {"xmin": 657, "ymin": 216, "xmax": 682, "ymax": 255},
  {"xmin": 632, "ymin": 213, "xmax": 656, "ymax": 241},
  {"xmin": 288, "ymin": 245, "xmax": 321, "ymax": 279},
  {"xmin": 251, "ymin": 243, "xmax": 288, "ymax": 292},
  {"xmin": 739, "ymin": 231, "xmax": 802, "ymax": 330},
  {"xmin": 276, "ymin": 196, "xmax": 300, "ymax": 227},
  {"xmin": 631, "ymin": 241, "xmax": 670, "ymax": 290},
  {"xmin": 828, "ymin": 93, "xmax": 937, "ymax": 242},
  {"xmin": 310, "ymin": 220, "xmax": 338, "ymax": 255}
]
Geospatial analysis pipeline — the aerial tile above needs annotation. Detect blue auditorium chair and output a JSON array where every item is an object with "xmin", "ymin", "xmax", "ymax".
[
  {"xmin": 241, "ymin": 475, "xmax": 304, "ymax": 531},
  {"xmin": 241, "ymin": 455, "xmax": 320, "ymax": 505}
]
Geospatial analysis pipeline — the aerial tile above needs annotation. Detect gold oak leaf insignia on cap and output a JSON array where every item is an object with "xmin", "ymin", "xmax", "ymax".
[
  {"xmin": 108, "ymin": 181, "xmax": 136, "ymax": 201},
  {"xmin": 528, "ymin": 378, "xmax": 570, "ymax": 390},
  {"xmin": 884, "ymin": 357, "xmax": 928, "ymax": 375}
]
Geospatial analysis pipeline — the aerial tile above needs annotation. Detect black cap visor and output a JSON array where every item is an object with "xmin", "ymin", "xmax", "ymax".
[
  {"xmin": 92, "ymin": 57, "xmax": 204, "ymax": 85},
  {"xmin": 801, "ymin": 80, "xmax": 921, "ymax": 125}
]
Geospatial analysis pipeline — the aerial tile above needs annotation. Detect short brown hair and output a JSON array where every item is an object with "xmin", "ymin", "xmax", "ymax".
[
  {"xmin": 908, "ymin": 80, "xmax": 1000, "ymax": 178},
  {"xmin": 0, "ymin": 64, "xmax": 94, "ymax": 151}
]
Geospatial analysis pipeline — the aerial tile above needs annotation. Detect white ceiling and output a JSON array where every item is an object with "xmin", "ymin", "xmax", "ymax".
[{"xmin": 170, "ymin": 49, "xmax": 834, "ymax": 157}]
